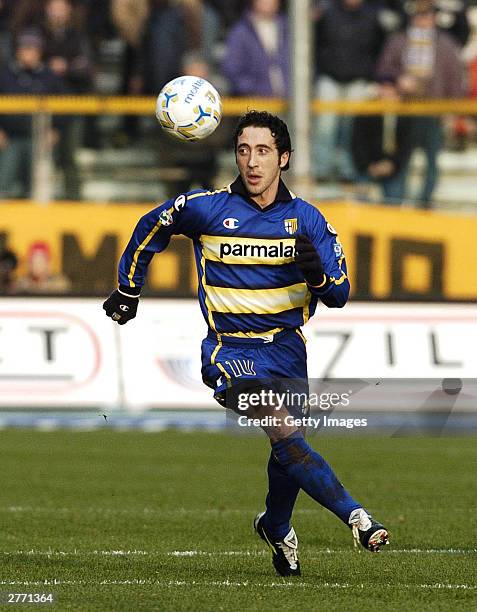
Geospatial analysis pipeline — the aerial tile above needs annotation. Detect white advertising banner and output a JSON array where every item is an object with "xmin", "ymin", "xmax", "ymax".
[
  {"xmin": 118, "ymin": 301, "xmax": 210, "ymax": 409},
  {"xmin": 306, "ymin": 302, "xmax": 477, "ymax": 379},
  {"xmin": 0, "ymin": 299, "xmax": 120, "ymax": 408},
  {"xmin": 0, "ymin": 299, "xmax": 475, "ymax": 409}
]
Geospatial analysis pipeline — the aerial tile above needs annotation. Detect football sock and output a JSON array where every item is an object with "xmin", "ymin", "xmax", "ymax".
[
  {"xmin": 263, "ymin": 451, "xmax": 300, "ymax": 541},
  {"xmin": 271, "ymin": 435, "xmax": 361, "ymax": 524}
]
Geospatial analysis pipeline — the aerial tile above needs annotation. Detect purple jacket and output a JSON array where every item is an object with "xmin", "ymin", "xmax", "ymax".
[{"xmin": 222, "ymin": 11, "xmax": 290, "ymax": 97}]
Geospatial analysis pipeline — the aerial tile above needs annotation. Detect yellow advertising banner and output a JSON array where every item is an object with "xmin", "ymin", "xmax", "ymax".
[{"xmin": 1, "ymin": 200, "xmax": 476, "ymax": 300}]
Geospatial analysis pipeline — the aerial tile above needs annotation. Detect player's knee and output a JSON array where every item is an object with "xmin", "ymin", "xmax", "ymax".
[{"xmin": 271, "ymin": 434, "xmax": 311, "ymax": 466}]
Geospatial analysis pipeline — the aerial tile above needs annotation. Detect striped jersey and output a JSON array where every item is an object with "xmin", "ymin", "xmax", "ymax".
[{"xmin": 118, "ymin": 176, "xmax": 349, "ymax": 338}]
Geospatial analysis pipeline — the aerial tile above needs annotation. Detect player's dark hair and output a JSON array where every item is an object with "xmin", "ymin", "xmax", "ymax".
[{"xmin": 233, "ymin": 110, "xmax": 293, "ymax": 171}]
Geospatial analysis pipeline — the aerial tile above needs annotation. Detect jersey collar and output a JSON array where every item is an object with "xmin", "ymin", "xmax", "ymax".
[{"xmin": 228, "ymin": 176, "xmax": 295, "ymax": 211}]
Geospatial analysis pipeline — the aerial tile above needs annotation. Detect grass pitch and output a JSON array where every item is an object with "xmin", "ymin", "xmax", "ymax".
[{"xmin": 0, "ymin": 429, "xmax": 476, "ymax": 611}]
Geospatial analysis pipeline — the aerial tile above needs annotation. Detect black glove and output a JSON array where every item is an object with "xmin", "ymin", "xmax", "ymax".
[
  {"xmin": 103, "ymin": 287, "xmax": 139, "ymax": 325},
  {"xmin": 295, "ymin": 234, "xmax": 326, "ymax": 287}
]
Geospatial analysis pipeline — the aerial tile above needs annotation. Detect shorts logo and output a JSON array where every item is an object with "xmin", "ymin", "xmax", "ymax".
[
  {"xmin": 222, "ymin": 359, "xmax": 256, "ymax": 377},
  {"xmin": 159, "ymin": 210, "xmax": 173, "ymax": 226},
  {"xmin": 223, "ymin": 217, "xmax": 239, "ymax": 229},
  {"xmin": 327, "ymin": 222, "xmax": 337, "ymax": 235},
  {"xmin": 284, "ymin": 218, "xmax": 298, "ymax": 234},
  {"xmin": 174, "ymin": 194, "xmax": 187, "ymax": 211}
]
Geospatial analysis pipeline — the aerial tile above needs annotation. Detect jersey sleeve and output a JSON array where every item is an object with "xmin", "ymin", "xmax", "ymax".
[
  {"xmin": 302, "ymin": 206, "xmax": 350, "ymax": 308},
  {"xmin": 118, "ymin": 192, "xmax": 208, "ymax": 292}
]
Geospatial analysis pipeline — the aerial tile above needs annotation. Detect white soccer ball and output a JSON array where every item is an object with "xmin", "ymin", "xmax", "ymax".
[{"xmin": 155, "ymin": 75, "xmax": 222, "ymax": 141}]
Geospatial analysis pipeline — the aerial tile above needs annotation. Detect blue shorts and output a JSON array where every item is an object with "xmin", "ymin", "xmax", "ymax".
[{"xmin": 201, "ymin": 328, "xmax": 308, "ymax": 411}]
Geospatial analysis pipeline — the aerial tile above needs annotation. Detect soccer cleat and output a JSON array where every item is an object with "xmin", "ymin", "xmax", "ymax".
[
  {"xmin": 348, "ymin": 508, "xmax": 389, "ymax": 552},
  {"xmin": 254, "ymin": 512, "xmax": 301, "ymax": 576}
]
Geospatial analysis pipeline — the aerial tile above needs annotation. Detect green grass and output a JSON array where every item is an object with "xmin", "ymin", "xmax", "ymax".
[{"xmin": 0, "ymin": 430, "xmax": 476, "ymax": 611}]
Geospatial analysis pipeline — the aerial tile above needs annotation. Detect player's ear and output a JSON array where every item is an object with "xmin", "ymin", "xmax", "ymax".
[{"xmin": 279, "ymin": 151, "xmax": 289, "ymax": 169}]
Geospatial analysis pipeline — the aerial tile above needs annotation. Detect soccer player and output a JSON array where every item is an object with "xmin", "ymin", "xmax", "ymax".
[{"xmin": 103, "ymin": 111, "xmax": 389, "ymax": 576}]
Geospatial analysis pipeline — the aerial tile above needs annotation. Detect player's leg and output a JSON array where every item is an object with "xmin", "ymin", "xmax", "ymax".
[
  {"xmin": 262, "ymin": 451, "xmax": 300, "ymax": 541},
  {"xmin": 244, "ymin": 333, "xmax": 383, "ymax": 568},
  {"xmin": 201, "ymin": 335, "xmax": 304, "ymax": 575},
  {"xmin": 257, "ymin": 408, "xmax": 387, "ymax": 553},
  {"xmin": 256, "ymin": 332, "xmax": 389, "ymax": 552},
  {"xmin": 249, "ymin": 400, "xmax": 302, "ymax": 576},
  {"xmin": 254, "ymin": 339, "xmax": 308, "ymax": 568}
]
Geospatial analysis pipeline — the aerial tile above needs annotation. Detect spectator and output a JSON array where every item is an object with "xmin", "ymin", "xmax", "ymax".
[
  {"xmin": 207, "ymin": 0, "xmax": 252, "ymax": 30},
  {"xmin": 432, "ymin": 0, "xmax": 470, "ymax": 152},
  {"xmin": 42, "ymin": 0, "xmax": 93, "ymax": 199},
  {"xmin": 76, "ymin": 0, "xmax": 115, "ymax": 151},
  {"xmin": 371, "ymin": 0, "xmax": 470, "ymax": 44},
  {"xmin": 179, "ymin": 0, "xmax": 221, "ymax": 67},
  {"xmin": 370, "ymin": 0, "xmax": 406, "ymax": 35},
  {"xmin": 111, "ymin": 0, "xmax": 149, "ymax": 144},
  {"xmin": 43, "ymin": 0, "xmax": 93, "ymax": 93},
  {"xmin": 222, "ymin": 0, "xmax": 289, "ymax": 97},
  {"xmin": 112, "ymin": 0, "xmax": 220, "ymax": 144},
  {"xmin": 351, "ymin": 82, "xmax": 413, "ymax": 204},
  {"xmin": 0, "ymin": 0, "xmax": 15, "ymax": 67},
  {"xmin": 138, "ymin": 1, "xmax": 188, "ymax": 95},
  {"xmin": 313, "ymin": 0, "xmax": 386, "ymax": 182},
  {"xmin": 74, "ymin": 0, "xmax": 115, "ymax": 50},
  {"xmin": 0, "ymin": 248, "xmax": 18, "ymax": 294},
  {"xmin": 156, "ymin": 52, "xmax": 227, "ymax": 197},
  {"xmin": 8, "ymin": 0, "xmax": 43, "ymax": 38},
  {"xmin": 2, "ymin": 0, "xmax": 43, "ymax": 72},
  {"xmin": 111, "ymin": 0, "xmax": 149, "ymax": 85},
  {"xmin": 470, "ymin": 53, "xmax": 477, "ymax": 99},
  {"xmin": 15, "ymin": 241, "xmax": 71, "ymax": 294},
  {"xmin": 0, "ymin": 29, "xmax": 65, "ymax": 198},
  {"xmin": 430, "ymin": 0, "xmax": 470, "ymax": 47},
  {"xmin": 376, "ymin": 0, "xmax": 465, "ymax": 207}
]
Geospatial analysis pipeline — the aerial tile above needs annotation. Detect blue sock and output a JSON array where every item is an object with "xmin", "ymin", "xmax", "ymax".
[
  {"xmin": 271, "ymin": 435, "xmax": 361, "ymax": 524},
  {"xmin": 263, "ymin": 452, "xmax": 300, "ymax": 541}
]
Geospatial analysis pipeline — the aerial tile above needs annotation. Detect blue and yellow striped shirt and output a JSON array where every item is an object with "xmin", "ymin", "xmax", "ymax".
[{"xmin": 118, "ymin": 177, "xmax": 349, "ymax": 338}]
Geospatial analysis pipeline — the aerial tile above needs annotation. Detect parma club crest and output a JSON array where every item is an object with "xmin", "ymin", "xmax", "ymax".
[{"xmin": 284, "ymin": 218, "xmax": 298, "ymax": 234}]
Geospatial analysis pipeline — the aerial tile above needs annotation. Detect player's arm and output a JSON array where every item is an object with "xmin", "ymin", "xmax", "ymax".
[
  {"xmin": 295, "ymin": 211, "xmax": 350, "ymax": 308},
  {"xmin": 103, "ymin": 194, "xmax": 206, "ymax": 324}
]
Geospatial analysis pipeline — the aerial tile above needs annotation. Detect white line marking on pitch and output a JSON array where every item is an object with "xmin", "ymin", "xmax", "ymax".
[
  {"xmin": 0, "ymin": 507, "xmax": 347, "ymax": 516},
  {"xmin": 2, "ymin": 548, "xmax": 477, "ymax": 557},
  {"xmin": 0, "ymin": 579, "xmax": 475, "ymax": 590},
  {"xmin": 0, "ymin": 550, "xmax": 267, "ymax": 557},
  {"xmin": 1, "ymin": 507, "xmax": 249, "ymax": 515}
]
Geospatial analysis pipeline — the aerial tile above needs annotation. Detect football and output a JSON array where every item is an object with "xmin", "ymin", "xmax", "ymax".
[{"xmin": 155, "ymin": 75, "xmax": 222, "ymax": 141}]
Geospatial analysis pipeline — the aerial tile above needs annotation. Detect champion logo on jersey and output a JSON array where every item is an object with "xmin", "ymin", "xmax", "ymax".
[
  {"xmin": 284, "ymin": 218, "xmax": 298, "ymax": 234},
  {"xmin": 223, "ymin": 217, "xmax": 239, "ymax": 229},
  {"xmin": 173, "ymin": 194, "xmax": 187, "ymax": 211}
]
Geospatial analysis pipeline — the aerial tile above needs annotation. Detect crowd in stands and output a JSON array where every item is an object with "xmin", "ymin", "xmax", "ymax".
[
  {"xmin": 0, "ymin": 0, "xmax": 474, "ymax": 208},
  {"xmin": 0, "ymin": 242, "xmax": 71, "ymax": 295}
]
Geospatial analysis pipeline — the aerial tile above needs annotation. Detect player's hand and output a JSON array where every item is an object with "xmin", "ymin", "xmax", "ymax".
[
  {"xmin": 295, "ymin": 234, "xmax": 326, "ymax": 287},
  {"xmin": 103, "ymin": 288, "xmax": 139, "ymax": 325}
]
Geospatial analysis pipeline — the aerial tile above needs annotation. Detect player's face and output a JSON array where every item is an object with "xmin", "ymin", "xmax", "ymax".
[{"xmin": 236, "ymin": 126, "xmax": 289, "ymax": 207}]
